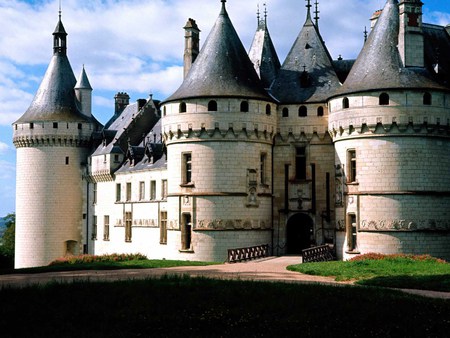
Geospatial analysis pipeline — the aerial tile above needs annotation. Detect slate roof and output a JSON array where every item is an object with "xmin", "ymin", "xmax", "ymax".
[
  {"xmin": 15, "ymin": 17, "xmax": 91, "ymax": 124},
  {"xmin": 164, "ymin": 1, "xmax": 271, "ymax": 103},
  {"xmin": 270, "ymin": 10, "xmax": 341, "ymax": 104},
  {"xmin": 334, "ymin": 0, "xmax": 449, "ymax": 97},
  {"xmin": 248, "ymin": 17, "xmax": 281, "ymax": 89},
  {"xmin": 75, "ymin": 66, "xmax": 93, "ymax": 90}
]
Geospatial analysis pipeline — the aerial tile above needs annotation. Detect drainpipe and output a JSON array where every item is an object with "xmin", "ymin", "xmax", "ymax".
[
  {"xmin": 271, "ymin": 140, "xmax": 275, "ymax": 256},
  {"xmin": 311, "ymin": 163, "xmax": 316, "ymax": 214}
]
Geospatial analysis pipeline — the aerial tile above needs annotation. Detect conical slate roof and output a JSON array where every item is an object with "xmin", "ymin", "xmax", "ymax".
[
  {"xmin": 335, "ymin": 0, "xmax": 448, "ymax": 96},
  {"xmin": 248, "ymin": 15, "xmax": 281, "ymax": 89},
  {"xmin": 164, "ymin": 1, "xmax": 271, "ymax": 103},
  {"xmin": 270, "ymin": 10, "xmax": 341, "ymax": 103},
  {"xmin": 75, "ymin": 66, "xmax": 93, "ymax": 90},
  {"xmin": 15, "ymin": 16, "xmax": 90, "ymax": 124},
  {"xmin": 16, "ymin": 54, "xmax": 89, "ymax": 123}
]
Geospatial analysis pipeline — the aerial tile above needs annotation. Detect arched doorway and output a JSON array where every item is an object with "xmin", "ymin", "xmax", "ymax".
[{"xmin": 286, "ymin": 213, "xmax": 314, "ymax": 254}]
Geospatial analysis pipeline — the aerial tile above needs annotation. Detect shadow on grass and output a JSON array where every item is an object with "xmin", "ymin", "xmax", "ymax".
[{"xmin": 357, "ymin": 274, "xmax": 450, "ymax": 292}]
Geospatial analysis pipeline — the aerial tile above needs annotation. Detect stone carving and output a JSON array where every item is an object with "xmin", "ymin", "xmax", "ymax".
[
  {"xmin": 195, "ymin": 219, "xmax": 272, "ymax": 230},
  {"xmin": 360, "ymin": 219, "xmax": 450, "ymax": 231}
]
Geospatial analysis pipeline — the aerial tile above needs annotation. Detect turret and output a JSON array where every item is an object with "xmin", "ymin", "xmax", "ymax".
[
  {"xmin": 183, "ymin": 18, "xmax": 200, "ymax": 79},
  {"xmin": 115, "ymin": 92, "xmax": 130, "ymax": 115},
  {"xmin": 398, "ymin": 0, "xmax": 424, "ymax": 67},
  {"xmin": 75, "ymin": 65, "xmax": 93, "ymax": 117},
  {"xmin": 13, "ymin": 12, "xmax": 99, "ymax": 268}
]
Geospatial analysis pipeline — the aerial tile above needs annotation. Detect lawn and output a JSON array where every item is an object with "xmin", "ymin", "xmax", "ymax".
[
  {"xmin": 0, "ymin": 276, "xmax": 449, "ymax": 337},
  {"xmin": 288, "ymin": 254, "xmax": 450, "ymax": 292}
]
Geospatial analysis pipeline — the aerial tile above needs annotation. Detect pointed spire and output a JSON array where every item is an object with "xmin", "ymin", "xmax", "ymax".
[
  {"xmin": 314, "ymin": 0, "xmax": 320, "ymax": 29},
  {"xmin": 264, "ymin": 3, "xmax": 268, "ymax": 25},
  {"xmin": 53, "ymin": 3, "xmax": 67, "ymax": 55},
  {"xmin": 306, "ymin": 0, "xmax": 312, "ymax": 20},
  {"xmin": 220, "ymin": 0, "xmax": 226, "ymax": 14},
  {"xmin": 75, "ymin": 65, "xmax": 93, "ymax": 90}
]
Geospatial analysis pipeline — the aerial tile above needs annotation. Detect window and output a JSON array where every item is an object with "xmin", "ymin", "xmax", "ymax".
[
  {"xmin": 160, "ymin": 211, "xmax": 167, "ymax": 244},
  {"xmin": 116, "ymin": 184, "xmax": 121, "ymax": 202},
  {"xmin": 179, "ymin": 102, "xmax": 187, "ymax": 113},
  {"xmin": 240, "ymin": 101, "xmax": 249, "ymax": 112},
  {"xmin": 93, "ymin": 183, "xmax": 97, "ymax": 204},
  {"xmin": 346, "ymin": 213, "xmax": 357, "ymax": 252},
  {"xmin": 347, "ymin": 149, "xmax": 357, "ymax": 183},
  {"xmin": 265, "ymin": 104, "xmax": 271, "ymax": 116},
  {"xmin": 163, "ymin": 106, "xmax": 167, "ymax": 116},
  {"xmin": 423, "ymin": 92, "xmax": 432, "ymax": 105},
  {"xmin": 162, "ymin": 180, "xmax": 168, "ymax": 200},
  {"xmin": 182, "ymin": 153, "xmax": 192, "ymax": 184},
  {"xmin": 295, "ymin": 147, "xmax": 307, "ymax": 180},
  {"xmin": 126, "ymin": 183, "xmax": 132, "ymax": 201},
  {"xmin": 114, "ymin": 154, "xmax": 120, "ymax": 163},
  {"xmin": 78, "ymin": 123, "xmax": 82, "ymax": 130},
  {"xmin": 379, "ymin": 93, "xmax": 389, "ymax": 105},
  {"xmin": 298, "ymin": 106, "xmax": 307, "ymax": 117},
  {"xmin": 125, "ymin": 212, "xmax": 132, "ymax": 242},
  {"xmin": 343, "ymin": 97, "xmax": 349, "ymax": 109},
  {"xmin": 282, "ymin": 107, "xmax": 289, "ymax": 117},
  {"xmin": 150, "ymin": 180, "xmax": 156, "ymax": 200},
  {"xmin": 208, "ymin": 100, "xmax": 217, "ymax": 111},
  {"xmin": 92, "ymin": 216, "xmax": 97, "ymax": 240},
  {"xmin": 181, "ymin": 213, "xmax": 192, "ymax": 250},
  {"xmin": 260, "ymin": 153, "xmax": 267, "ymax": 185},
  {"xmin": 53, "ymin": 122, "xmax": 58, "ymax": 129},
  {"xmin": 139, "ymin": 181, "xmax": 145, "ymax": 201},
  {"xmin": 29, "ymin": 123, "xmax": 34, "ymax": 129},
  {"xmin": 104, "ymin": 215, "xmax": 110, "ymax": 241},
  {"xmin": 317, "ymin": 106, "xmax": 324, "ymax": 117},
  {"xmin": 65, "ymin": 157, "xmax": 69, "ymax": 165}
]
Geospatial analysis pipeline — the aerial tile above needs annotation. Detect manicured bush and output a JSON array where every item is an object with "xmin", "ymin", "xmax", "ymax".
[
  {"xmin": 349, "ymin": 253, "xmax": 447, "ymax": 264},
  {"xmin": 49, "ymin": 253, "xmax": 148, "ymax": 266}
]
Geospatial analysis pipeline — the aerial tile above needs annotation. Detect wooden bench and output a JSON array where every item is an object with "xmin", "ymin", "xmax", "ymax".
[
  {"xmin": 302, "ymin": 245, "xmax": 335, "ymax": 263},
  {"xmin": 227, "ymin": 244, "xmax": 269, "ymax": 263}
]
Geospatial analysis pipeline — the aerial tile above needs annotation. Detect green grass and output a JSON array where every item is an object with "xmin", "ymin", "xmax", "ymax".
[
  {"xmin": 0, "ymin": 276, "xmax": 449, "ymax": 337},
  {"xmin": 0, "ymin": 259, "xmax": 220, "ymax": 275},
  {"xmin": 288, "ymin": 255, "xmax": 450, "ymax": 291}
]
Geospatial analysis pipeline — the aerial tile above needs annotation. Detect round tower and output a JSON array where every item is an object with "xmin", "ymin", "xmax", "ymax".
[
  {"xmin": 328, "ymin": 0, "xmax": 450, "ymax": 260},
  {"xmin": 161, "ymin": 0, "xmax": 276, "ymax": 262},
  {"xmin": 13, "ymin": 13, "xmax": 97, "ymax": 268}
]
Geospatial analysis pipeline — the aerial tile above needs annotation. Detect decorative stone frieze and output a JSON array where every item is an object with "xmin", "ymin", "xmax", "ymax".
[
  {"xmin": 360, "ymin": 219, "xmax": 450, "ymax": 231},
  {"xmin": 194, "ymin": 219, "xmax": 271, "ymax": 230}
]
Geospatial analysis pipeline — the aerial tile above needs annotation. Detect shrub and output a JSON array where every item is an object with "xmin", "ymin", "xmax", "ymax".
[{"xmin": 49, "ymin": 253, "xmax": 148, "ymax": 266}]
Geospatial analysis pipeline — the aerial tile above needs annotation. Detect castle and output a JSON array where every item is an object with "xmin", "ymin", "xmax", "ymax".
[{"xmin": 13, "ymin": 0, "xmax": 450, "ymax": 268}]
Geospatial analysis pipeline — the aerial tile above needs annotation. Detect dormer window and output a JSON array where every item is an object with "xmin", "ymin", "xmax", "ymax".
[
  {"xmin": 240, "ymin": 101, "xmax": 249, "ymax": 112},
  {"xmin": 423, "ymin": 92, "xmax": 432, "ymax": 105},
  {"xmin": 208, "ymin": 100, "xmax": 217, "ymax": 112},
  {"xmin": 343, "ymin": 97, "xmax": 349, "ymax": 109},
  {"xmin": 379, "ymin": 93, "xmax": 389, "ymax": 105},
  {"xmin": 179, "ymin": 102, "xmax": 187, "ymax": 113},
  {"xmin": 298, "ymin": 106, "xmax": 307, "ymax": 117}
]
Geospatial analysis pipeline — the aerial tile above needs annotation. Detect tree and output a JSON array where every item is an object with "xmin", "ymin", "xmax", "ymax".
[{"xmin": 0, "ymin": 213, "xmax": 15, "ymax": 268}]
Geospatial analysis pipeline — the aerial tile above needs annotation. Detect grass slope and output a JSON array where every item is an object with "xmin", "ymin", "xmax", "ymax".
[{"xmin": 0, "ymin": 276, "xmax": 449, "ymax": 337}]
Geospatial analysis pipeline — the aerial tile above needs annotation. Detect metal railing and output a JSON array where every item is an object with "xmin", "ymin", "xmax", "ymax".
[{"xmin": 227, "ymin": 244, "xmax": 269, "ymax": 263}]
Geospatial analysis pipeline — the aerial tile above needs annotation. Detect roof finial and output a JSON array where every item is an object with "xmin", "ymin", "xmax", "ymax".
[
  {"xmin": 364, "ymin": 26, "xmax": 368, "ymax": 43},
  {"xmin": 314, "ymin": 0, "xmax": 320, "ymax": 29},
  {"xmin": 306, "ymin": 0, "xmax": 312, "ymax": 20},
  {"xmin": 220, "ymin": 0, "xmax": 226, "ymax": 14},
  {"xmin": 59, "ymin": 0, "xmax": 62, "ymax": 20},
  {"xmin": 257, "ymin": 4, "xmax": 260, "ymax": 24},
  {"xmin": 264, "ymin": 3, "xmax": 268, "ymax": 25}
]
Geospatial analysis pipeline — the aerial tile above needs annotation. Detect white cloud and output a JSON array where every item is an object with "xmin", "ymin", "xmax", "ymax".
[{"xmin": 0, "ymin": 142, "xmax": 8, "ymax": 154}]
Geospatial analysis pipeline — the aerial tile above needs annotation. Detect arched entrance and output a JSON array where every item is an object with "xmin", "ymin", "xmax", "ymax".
[{"xmin": 286, "ymin": 213, "xmax": 314, "ymax": 254}]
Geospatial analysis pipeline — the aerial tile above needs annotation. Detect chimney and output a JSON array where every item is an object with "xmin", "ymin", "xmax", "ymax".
[
  {"xmin": 114, "ymin": 92, "xmax": 130, "ymax": 115},
  {"xmin": 370, "ymin": 9, "xmax": 383, "ymax": 29},
  {"xmin": 183, "ymin": 18, "xmax": 200, "ymax": 79},
  {"xmin": 398, "ymin": 0, "xmax": 424, "ymax": 68}
]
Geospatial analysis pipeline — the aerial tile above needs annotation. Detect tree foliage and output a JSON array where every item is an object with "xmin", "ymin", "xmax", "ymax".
[{"xmin": 0, "ymin": 213, "xmax": 15, "ymax": 267}]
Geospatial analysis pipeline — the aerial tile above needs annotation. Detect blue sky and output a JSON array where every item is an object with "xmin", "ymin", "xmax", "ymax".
[{"xmin": 0, "ymin": 0, "xmax": 449, "ymax": 217}]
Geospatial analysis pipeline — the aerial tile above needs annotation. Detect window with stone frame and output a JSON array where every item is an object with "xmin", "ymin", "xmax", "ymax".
[
  {"xmin": 126, "ymin": 182, "xmax": 132, "ymax": 201},
  {"xmin": 240, "ymin": 101, "xmax": 249, "ymax": 112},
  {"xmin": 116, "ymin": 184, "xmax": 121, "ymax": 202},
  {"xmin": 161, "ymin": 180, "xmax": 168, "ymax": 200},
  {"xmin": 208, "ymin": 100, "xmax": 217, "ymax": 111},
  {"xmin": 160, "ymin": 211, "xmax": 167, "ymax": 244},
  {"xmin": 379, "ymin": 92, "xmax": 389, "ymax": 105},
  {"xmin": 181, "ymin": 213, "xmax": 192, "ymax": 251},
  {"xmin": 343, "ymin": 97, "xmax": 349, "ymax": 109},
  {"xmin": 260, "ymin": 153, "xmax": 267, "ymax": 185},
  {"xmin": 295, "ymin": 147, "xmax": 307, "ymax": 180},
  {"xmin": 150, "ymin": 180, "xmax": 156, "ymax": 200},
  {"xmin": 298, "ymin": 105, "xmax": 307, "ymax": 117},
  {"xmin": 346, "ymin": 213, "xmax": 358, "ymax": 252},
  {"xmin": 282, "ymin": 107, "xmax": 289, "ymax": 117},
  {"xmin": 423, "ymin": 92, "xmax": 432, "ymax": 105},
  {"xmin": 182, "ymin": 153, "xmax": 192, "ymax": 185},
  {"xmin": 139, "ymin": 181, "xmax": 145, "ymax": 201},
  {"xmin": 92, "ymin": 215, "xmax": 97, "ymax": 241},
  {"xmin": 347, "ymin": 149, "xmax": 357, "ymax": 183},
  {"xmin": 93, "ymin": 183, "xmax": 97, "ymax": 204},
  {"xmin": 103, "ymin": 215, "xmax": 110, "ymax": 241},
  {"xmin": 125, "ymin": 212, "xmax": 132, "ymax": 242}
]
